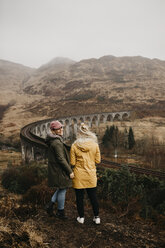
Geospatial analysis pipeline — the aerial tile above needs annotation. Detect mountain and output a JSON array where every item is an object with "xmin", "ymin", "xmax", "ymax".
[
  {"xmin": 0, "ymin": 57, "xmax": 76, "ymax": 141},
  {"xmin": 39, "ymin": 57, "xmax": 76, "ymax": 69},
  {"xmin": 0, "ymin": 55, "xmax": 165, "ymax": 143},
  {"xmin": 22, "ymin": 55, "xmax": 165, "ymax": 117},
  {"xmin": 21, "ymin": 57, "xmax": 76, "ymax": 96},
  {"xmin": 0, "ymin": 60, "xmax": 34, "ymax": 92}
]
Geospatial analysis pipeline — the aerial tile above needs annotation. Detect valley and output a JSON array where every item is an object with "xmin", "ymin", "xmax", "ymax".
[
  {"xmin": 0, "ymin": 55, "xmax": 165, "ymax": 247},
  {"xmin": 0, "ymin": 55, "xmax": 165, "ymax": 145}
]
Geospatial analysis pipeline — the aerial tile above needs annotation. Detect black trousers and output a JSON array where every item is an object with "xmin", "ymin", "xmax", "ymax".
[{"xmin": 75, "ymin": 187, "xmax": 99, "ymax": 218}]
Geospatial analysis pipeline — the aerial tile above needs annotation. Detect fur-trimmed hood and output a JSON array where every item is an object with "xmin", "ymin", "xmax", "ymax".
[
  {"xmin": 45, "ymin": 132, "xmax": 63, "ymax": 146},
  {"xmin": 74, "ymin": 137, "xmax": 97, "ymax": 152}
]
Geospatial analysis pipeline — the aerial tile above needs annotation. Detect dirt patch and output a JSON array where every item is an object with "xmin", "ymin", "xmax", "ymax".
[{"xmin": 0, "ymin": 188, "xmax": 165, "ymax": 248}]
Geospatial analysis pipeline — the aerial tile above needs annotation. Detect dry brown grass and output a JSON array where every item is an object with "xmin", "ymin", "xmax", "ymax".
[
  {"xmin": 0, "ymin": 218, "xmax": 11, "ymax": 233},
  {"xmin": 96, "ymin": 117, "xmax": 165, "ymax": 151},
  {"xmin": 0, "ymin": 177, "xmax": 48, "ymax": 247},
  {"xmin": 0, "ymin": 151, "xmax": 165, "ymax": 247}
]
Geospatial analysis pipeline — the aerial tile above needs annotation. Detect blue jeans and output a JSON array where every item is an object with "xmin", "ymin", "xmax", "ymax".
[{"xmin": 51, "ymin": 188, "xmax": 66, "ymax": 210}]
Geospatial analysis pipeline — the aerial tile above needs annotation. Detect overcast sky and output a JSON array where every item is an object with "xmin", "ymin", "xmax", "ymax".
[{"xmin": 0, "ymin": 0, "xmax": 165, "ymax": 68}]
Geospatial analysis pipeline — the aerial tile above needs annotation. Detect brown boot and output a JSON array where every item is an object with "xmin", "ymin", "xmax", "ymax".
[
  {"xmin": 56, "ymin": 209, "xmax": 67, "ymax": 219},
  {"xmin": 45, "ymin": 201, "xmax": 54, "ymax": 217}
]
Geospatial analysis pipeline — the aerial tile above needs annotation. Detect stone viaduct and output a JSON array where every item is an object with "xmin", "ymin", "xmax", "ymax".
[{"xmin": 20, "ymin": 111, "xmax": 131, "ymax": 163}]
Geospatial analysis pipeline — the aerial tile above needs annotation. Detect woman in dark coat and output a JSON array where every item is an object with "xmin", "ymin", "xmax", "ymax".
[{"xmin": 45, "ymin": 120, "xmax": 74, "ymax": 218}]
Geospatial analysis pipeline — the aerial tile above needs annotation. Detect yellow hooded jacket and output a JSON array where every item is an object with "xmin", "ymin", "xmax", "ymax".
[{"xmin": 70, "ymin": 138, "xmax": 101, "ymax": 189}]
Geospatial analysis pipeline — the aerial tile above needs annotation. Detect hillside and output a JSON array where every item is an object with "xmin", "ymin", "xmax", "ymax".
[
  {"xmin": 0, "ymin": 55, "xmax": 165, "ymax": 143},
  {"xmin": 0, "ymin": 60, "xmax": 34, "ymax": 92},
  {"xmin": 22, "ymin": 55, "xmax": 165, "ymax": 117}
]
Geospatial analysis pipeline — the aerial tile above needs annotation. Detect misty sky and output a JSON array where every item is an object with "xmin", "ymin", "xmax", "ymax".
[{"xmin": 0, "ymin": 0, "xmax": 165, "ymax": 68}]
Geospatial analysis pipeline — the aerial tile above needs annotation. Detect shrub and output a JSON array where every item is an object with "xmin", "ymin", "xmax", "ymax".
[
  {"xmin": 1, "ymin": 167, "xmax": 22, "ymax": 193},
  {"xmin": 128, "ymin": 127, "xmax": 135, "ymax": 149},
  {"xmin": 97, "ymin": 166, "xmax": 165, "ymax": 220},
  {"xmin": 137, "ymin": 175, "xmax": 165, "ymax": 219},
  {"xmin": 97, "ymin": 95, "xmax": 105, "ymax": 102},
  {"xmin": 1, "ymin": 163, "xmax": 48, "ymax": 194},
  {"xmin": 98, "ymin": 166, "xmax": 142, "ymax": 205},
  {"xmin": 18, "ymin": 163, "xmax": 48, "ymax": 191},
  {"xmin": 22, "ymin": 182, "xmax": 54, "ymax": 205}
]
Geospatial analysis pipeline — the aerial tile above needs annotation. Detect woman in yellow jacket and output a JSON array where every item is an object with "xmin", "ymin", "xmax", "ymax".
[{"xmin": 70, "ymin": 123, "xmax": 101, "ymax": 224}]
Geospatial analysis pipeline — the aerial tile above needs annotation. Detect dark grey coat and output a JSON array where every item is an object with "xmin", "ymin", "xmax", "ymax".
[{"xmin": 46, "ymin": 133, "xmax": 72, "ymax": 188}]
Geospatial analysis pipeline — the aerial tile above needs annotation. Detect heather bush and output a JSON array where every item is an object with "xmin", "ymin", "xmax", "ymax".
[
  {"xmin": 137, "ymin": 175, "xmax": 165, "ymax": 219},
  {"xmin": 1, "ymin": 167, "xmax": 22, "ymax": 193},
  {"xmin": 97, "ymin": 167, "xmax": 165, "ymax": 219},
  {"xmin": 97, "ymin": 166, "xmax": 143, "ymax": 204},
  {"xmin": 1, "ymin": 163, "xmax": 47, "ymax": 194},
  {"xmin": 22, "ymin": 182, "xmax": 54, "ymax": 205}
]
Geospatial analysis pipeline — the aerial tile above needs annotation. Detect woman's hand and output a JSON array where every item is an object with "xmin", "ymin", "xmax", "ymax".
[{"xmin": 70, "ymin": 172, "xmax": 74, "ymax": 179}]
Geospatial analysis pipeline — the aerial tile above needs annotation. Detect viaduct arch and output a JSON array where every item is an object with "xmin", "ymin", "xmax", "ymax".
[{"xmin": 20, "ymin": 111, "xmax": 131, "ymax": 163}]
